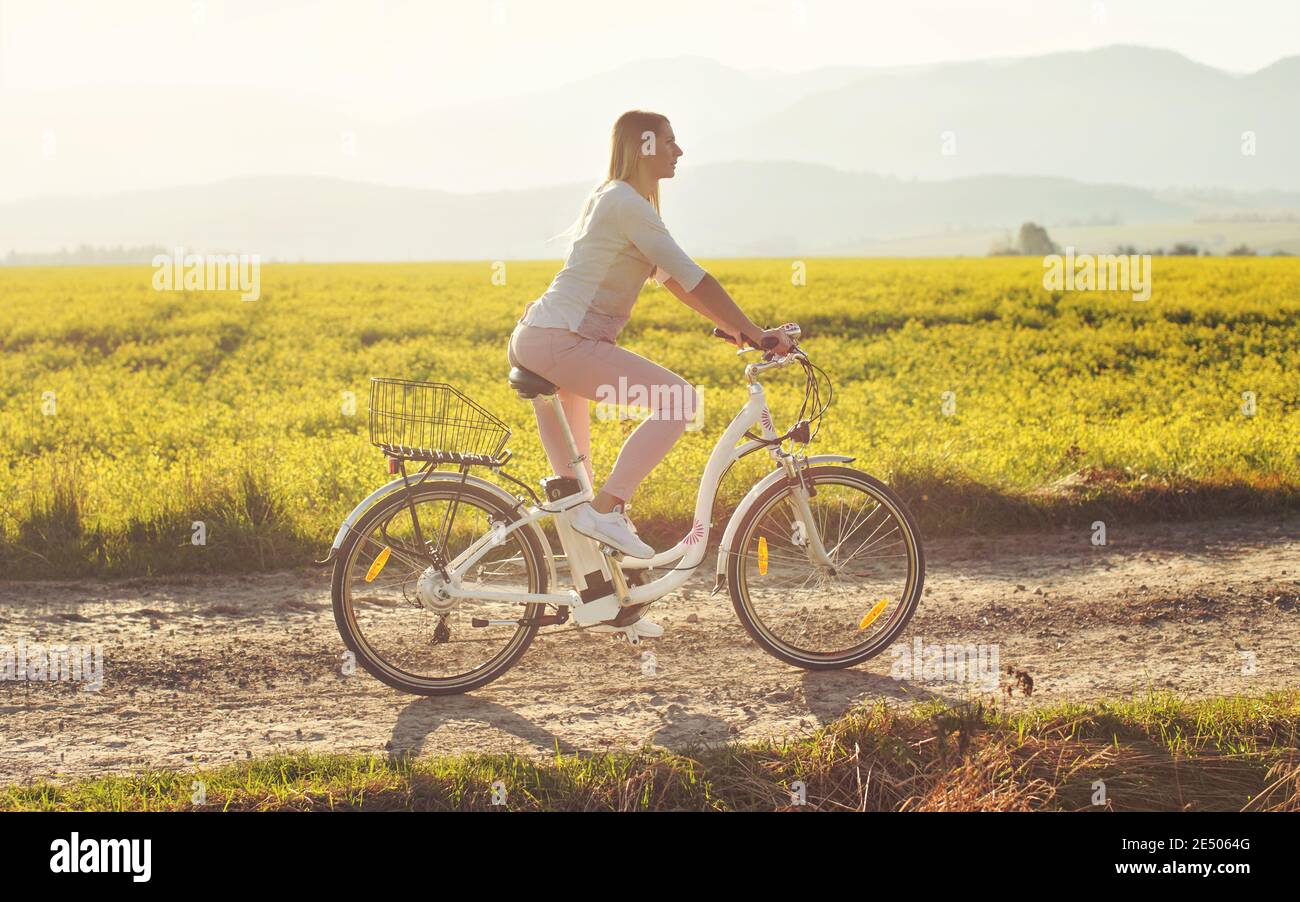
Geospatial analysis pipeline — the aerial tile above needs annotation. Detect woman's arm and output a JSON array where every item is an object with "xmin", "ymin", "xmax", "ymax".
[
  {"xmin": 662, "ymin": 273, "xmax": 792, "ymax": 352},
  {"xmin": 662, "ymin": 274, "xmax": 757, "ymax": 338},
  {"xmin": 616, "ymin": 193, "xmax": 792, "ymax": 352}
]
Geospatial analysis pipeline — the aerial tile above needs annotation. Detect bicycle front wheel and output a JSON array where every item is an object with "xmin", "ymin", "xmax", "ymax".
[{"xmin": 726, "ymin": 466, "xmax": 924, "ymax": 670}]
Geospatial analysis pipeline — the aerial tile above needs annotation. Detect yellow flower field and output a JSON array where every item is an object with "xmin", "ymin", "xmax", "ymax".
[{"xmin": 1, "ymin": 258, "xmax": 1296, "ymax": 577}]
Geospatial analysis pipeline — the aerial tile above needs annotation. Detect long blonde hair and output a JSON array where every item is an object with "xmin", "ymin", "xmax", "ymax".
[
  {"xmin": 550, "ymin": 110, "xmax": 670, "ymax": 250},
  {"xmin": 606, "ymin": 109, "xmax": 669, "ymax": 213}
]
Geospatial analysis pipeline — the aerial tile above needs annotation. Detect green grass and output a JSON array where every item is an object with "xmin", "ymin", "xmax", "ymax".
[
  {"xmin": 4, "ymin": 693, "xmax": 1298, "ymax": 811},
  {"xmin": 1, "ymin": 258, "xmax": 1297, "ymax": 578}
]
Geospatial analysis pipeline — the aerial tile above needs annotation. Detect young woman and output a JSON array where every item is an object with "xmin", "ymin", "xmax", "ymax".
[{"xmin": 507, "ymin": 110, "xmax": 794, "ymax": 592}]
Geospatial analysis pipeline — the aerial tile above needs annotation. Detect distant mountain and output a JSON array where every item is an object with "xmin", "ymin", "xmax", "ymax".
[
  {"xmin": 5, "ymin": 162, "xmax": 1268, "ymax": 262},
  {"xmin": 1, "ymin": 46, "xmax": 1296, "ymax": 205},
  {"xmin": 375, "ymin": 56, "xmax": 887, "ymax": 192},
  {"xmin": 704, "ymin": 46, "xmax": 1300, "ymax": 192}
]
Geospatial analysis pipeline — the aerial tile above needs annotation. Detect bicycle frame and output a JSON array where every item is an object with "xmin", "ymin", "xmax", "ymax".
[{"xmin": 438, "ymin": 371, "xmax": 791, "ymax": 623}]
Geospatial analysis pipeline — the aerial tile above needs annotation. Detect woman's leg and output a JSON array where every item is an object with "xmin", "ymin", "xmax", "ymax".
[
  {"xmin": 511, "ymin": 324, "xmax": 696, "ymax": 506},
  {"xmin": 548, "ymin": 337, "xmax": 696, "ymax": 507}
]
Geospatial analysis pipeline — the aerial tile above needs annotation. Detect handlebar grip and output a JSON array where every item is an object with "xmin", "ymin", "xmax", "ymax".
[{"xmin": 712, "ymin": 327, "xmax": 778, "ymax": 349}]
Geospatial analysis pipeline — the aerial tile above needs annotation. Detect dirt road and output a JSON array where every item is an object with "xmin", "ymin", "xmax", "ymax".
[{"xmin": 2, "ymin": 515, "xmax": 1296, "ymax": 783}]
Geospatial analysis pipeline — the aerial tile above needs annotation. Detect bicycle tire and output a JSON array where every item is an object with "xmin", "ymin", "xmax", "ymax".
[
  {"xmin": 331, "ymin": 481, "xmax": 548, "ymax": 695},
  {"xmin": 725, "ymin": 465, "xmax": 924, "ymax": 670}
]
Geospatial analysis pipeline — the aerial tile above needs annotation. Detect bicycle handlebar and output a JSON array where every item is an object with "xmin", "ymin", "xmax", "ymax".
[
  {"xmin": 711, "ymin": 322, "xmax": 801, "ymax": 353},
  {"xmin": 711, "ymin": 326, "xmax": 776, "ymax": 349}
]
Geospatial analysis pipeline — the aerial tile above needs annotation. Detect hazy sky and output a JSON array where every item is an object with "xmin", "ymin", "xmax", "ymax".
[
  {"xmin": 1, "ymin": 0, "xmax": 1296, "ymax": 205},
  {"xmin": 2, "ymin": 0, "xmax": 1297, "ymax": 114}
]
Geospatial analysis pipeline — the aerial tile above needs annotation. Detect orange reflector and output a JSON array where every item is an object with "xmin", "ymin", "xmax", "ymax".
[
  {"xmin": 757, "ymin": 536, "xmax": 768, "ymax": 575},
  {"xmin": 858, "ymin": 599, "xmax": 889, "ymax": 630},
  {"xmin": 365, "ymin": 546, "xmax": 392, "ymax": 583}
]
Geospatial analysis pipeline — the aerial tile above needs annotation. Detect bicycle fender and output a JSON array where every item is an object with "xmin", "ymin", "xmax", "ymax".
[
  {"xmin": 323, "ymin": 472, "xmax": 558, "ymax": 589},
  {"xmin": 711, "ymin": 454, "xmax": 856, "ymax": 592}
]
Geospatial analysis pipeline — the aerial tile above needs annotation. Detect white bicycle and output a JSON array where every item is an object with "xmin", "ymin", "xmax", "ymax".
[{"xmin": 325, "ymin": 324, "xmax": 924, "ymax": 695}]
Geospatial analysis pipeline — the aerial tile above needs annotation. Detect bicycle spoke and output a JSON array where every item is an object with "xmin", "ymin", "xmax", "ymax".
[
  {"xmin": 838, "ymin": 534, "xmax": 906, "ymax": 567},
  {"xmin": 828, "ymin": 501, "xmax": 886, "ymax": 559},
  {"xmin": 351, "ymin": 529, "xmax": 430, "ymax": 575}
]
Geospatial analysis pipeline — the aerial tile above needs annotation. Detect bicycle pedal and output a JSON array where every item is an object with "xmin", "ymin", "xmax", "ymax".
[
  {"xmin": 588, "ymin": 615, "xmax": 645, "ymax": 645},
  {"xmin": 609, "ymin": 602, "xmax": 652, "ymax": 627}
]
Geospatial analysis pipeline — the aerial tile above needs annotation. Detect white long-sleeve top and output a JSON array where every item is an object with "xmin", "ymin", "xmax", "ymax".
[{"xmin": 519, "ymin": 179, "xmax": 707, "ymax": 343}]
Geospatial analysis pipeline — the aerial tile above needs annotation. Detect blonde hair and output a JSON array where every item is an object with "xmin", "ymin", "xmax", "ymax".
[
  {"xmin": 550, "ymin": 110, "xmax": 670, "ymax": 250},
  {"xmin": 605, "ymin": 110, "xmax": 670, "ymax": 213}
]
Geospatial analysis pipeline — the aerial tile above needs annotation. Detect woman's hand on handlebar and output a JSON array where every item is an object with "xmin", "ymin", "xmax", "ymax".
[
  {"xmin": 712, "ymin": 323, "xmax": 797, "ymax": 356},
  {"xmin": 759, "ymin": 327, "xmax": 796, "ymax": 355}
]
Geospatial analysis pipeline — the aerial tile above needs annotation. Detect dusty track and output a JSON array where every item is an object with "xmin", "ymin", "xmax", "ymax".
[{"xmin": 1, "ymin": 515, "xmax": 1297, "ymax": 783}]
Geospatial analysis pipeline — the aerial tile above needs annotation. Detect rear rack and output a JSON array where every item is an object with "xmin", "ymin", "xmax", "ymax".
[{"xmin": 369, "ymin": 378, "xmax": 511, "ymax": 465}]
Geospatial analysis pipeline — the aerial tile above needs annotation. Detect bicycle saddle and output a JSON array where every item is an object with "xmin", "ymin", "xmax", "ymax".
[{"xmin": 508, "ymin": 365, "xmax": 557, "ymax": 399}]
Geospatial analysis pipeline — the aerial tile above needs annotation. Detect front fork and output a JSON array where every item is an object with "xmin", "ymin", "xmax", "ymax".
[{"xmin": 781, "ymin": 454, "xmax": 836, "ymax": 571}]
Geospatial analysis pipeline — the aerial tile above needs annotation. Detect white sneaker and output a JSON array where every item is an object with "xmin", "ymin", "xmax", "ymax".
[
  {"xmin": 590, "ymin": 615, "xmax": 664, "ymax": 639},
  {"xmin": 569, "ymin": 503, "xmax": 654, "ymax": 559}
]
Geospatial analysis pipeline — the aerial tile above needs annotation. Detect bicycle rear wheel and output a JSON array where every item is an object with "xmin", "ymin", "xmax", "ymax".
[
  {"xmin": 726, "ymin": 466, "xmax": 923, "ymax": 670},
  {"xmin": 331, "ymin": 481, "xmax": 548, "ymax": 695}
]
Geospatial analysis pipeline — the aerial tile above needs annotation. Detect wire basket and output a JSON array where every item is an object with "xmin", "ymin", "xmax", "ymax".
[{"xmin": 369, "ymin": 378, "xmax": 511, "ymax": 465}]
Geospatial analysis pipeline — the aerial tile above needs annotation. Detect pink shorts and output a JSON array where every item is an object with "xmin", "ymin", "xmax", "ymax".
[{"xmin": 507, "ymin": 323, "xmax": 697, "ymax": 503}]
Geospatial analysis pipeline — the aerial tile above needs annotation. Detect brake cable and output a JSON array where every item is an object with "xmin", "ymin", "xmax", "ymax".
[{"xmin": 742, "ymin": 354, "xmax": 831, "ymax": 447}]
